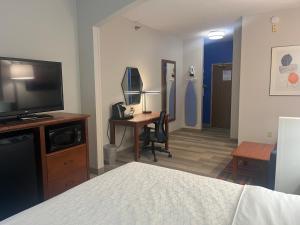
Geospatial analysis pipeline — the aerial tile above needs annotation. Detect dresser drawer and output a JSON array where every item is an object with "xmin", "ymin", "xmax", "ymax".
[
  {"xmin": 47, "ymin": 170, "xmax": 87, "ymax": 198},
  {"xmin": 46, "ymin": 144, "xmax": 87, "ymax": 182}
]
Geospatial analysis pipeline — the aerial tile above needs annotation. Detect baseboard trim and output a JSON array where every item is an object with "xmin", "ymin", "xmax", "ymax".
[
  {"xmin": 89, "ymin": 145, "xmax": 134, "ymax": 176},
  {"xmin": 89, "ymin": 167, "xmax": 105, "ymax": 175}
]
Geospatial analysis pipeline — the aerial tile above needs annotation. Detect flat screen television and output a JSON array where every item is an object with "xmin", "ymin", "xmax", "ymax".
[{"xmin": 0, "ymin": 57, "xmax": 64, "ymax": 118}]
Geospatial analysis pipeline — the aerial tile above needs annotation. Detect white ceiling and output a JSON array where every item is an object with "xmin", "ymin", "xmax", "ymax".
[{"xmin": 122, "ymin": 0, "xmax": 300, "ymax": 38}]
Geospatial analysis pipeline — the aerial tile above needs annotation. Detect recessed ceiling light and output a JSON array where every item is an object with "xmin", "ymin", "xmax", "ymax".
[{"xmin": 208, "ymin": 31, "xmax": 225, "ymax": 40}]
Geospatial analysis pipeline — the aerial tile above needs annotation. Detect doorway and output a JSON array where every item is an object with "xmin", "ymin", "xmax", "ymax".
[
  {"xmin": 202, "ymin": 37, "xmax": 233, "ymax": 129},
  {"xmin": 211, "ymin": 64, "xmax": 232, "ymax": 129}
]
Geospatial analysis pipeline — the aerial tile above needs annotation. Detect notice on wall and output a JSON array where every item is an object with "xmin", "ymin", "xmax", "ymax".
[{"xmin": 223, "ymin": 70, "xmax": 232, "ymax": 81}]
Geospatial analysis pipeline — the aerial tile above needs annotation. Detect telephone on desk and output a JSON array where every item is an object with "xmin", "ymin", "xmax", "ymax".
[{"xmin": 111, "ymin": 102, "xmax": 134, "ymax": 120}]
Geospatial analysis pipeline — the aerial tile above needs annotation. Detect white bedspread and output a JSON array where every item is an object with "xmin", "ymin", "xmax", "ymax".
[
  {"xmin": 232, "ymin": 185, "xmax": 300, "ymax": 225},
  {"xmin": 1, "ymin": 162, "xmax": 243, "ymax": 225}
]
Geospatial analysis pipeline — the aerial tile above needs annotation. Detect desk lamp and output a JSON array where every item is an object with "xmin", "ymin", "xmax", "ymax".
[{"xmin": 142, "ymin": 90, "xmax": 160, "ymax": 114}]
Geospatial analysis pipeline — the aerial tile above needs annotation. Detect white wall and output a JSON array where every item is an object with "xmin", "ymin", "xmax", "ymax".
[
  {"xmin": 76, "ymin": 0, "xmax": 137, "ymax": 170},
  {"xmin": 183, "ymin": 38, "xmax": 204, "ymax": 129},
  {"xmin": 99, "ymin": 16, "xmax": 183, "ymax": 149},
  {"xmin": 239, "ymin": 7, "xmax": 300, "ymax": 144},
  {"xmin": 230, "ymin": 18, "xmax": 242, "ymax": 139},
  {"xmin": 0, "ymin": 0, "xmax": 81, "ymax": 113}
]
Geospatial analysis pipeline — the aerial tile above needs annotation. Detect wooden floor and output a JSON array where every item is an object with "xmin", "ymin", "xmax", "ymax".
[{"xmin": 115, "ymin": 128, "xmax": 238, "ymax": 178}]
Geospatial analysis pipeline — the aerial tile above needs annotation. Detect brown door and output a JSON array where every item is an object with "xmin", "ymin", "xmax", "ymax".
[{"xmin": 211, "ymin": 64, "xmax": 232, "ymax": 129}]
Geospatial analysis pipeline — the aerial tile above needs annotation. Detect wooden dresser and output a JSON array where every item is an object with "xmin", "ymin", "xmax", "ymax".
[{"xmin": 0, "ymin": 112, "xmax": 90, "ymax": 200}]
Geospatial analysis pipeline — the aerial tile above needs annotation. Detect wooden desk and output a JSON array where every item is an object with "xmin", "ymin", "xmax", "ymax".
[
  {"xmin": 110, "ymin": 112, "xmax": 169, "ymax": 161},
  {"xmin": 231, "ymin": 141, "xmax": 275, "ymax": 179}
]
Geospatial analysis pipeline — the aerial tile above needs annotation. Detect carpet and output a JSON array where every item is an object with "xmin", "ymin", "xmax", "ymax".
[{"xmin": 217, "ymin": 160, "xmax": 263, "ymax": 185}]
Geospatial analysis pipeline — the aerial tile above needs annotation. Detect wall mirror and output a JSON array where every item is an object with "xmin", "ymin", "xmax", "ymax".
[
  {"xmin": 121, "ymin": 67, "xmax": 143, "ymax": 105},
  {"xmin": 161, "ymin": 60, "xmax": 176, "ymax": 121}
]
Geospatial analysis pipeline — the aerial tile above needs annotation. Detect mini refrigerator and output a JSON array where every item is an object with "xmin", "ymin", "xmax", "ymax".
[{"xmin": 0, "ymin": 133, "xmax": 42, "ymax": 220}]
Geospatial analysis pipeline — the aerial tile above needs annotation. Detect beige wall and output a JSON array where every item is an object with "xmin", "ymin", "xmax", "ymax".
[
  {"xmin": 77, "ymin": 0, "xmax": 137, "ymax": 169},
  {"xmin": 239, "ymin": 7, "xmax": 300, "ymax": 144},
  {"xmin": 99, "ymin": 16, "xmax": 183, "ymax": 149},
  {"xmin": 183, "ymin": 38, "xmax": 204, "ymax": 129},
  {"xmin": 230, "ymin": 18, "xmax": 242, "ymax": 139},
  {"xmin": 0, "ymin": 0, "xmax": 81, "ymax": 113}
]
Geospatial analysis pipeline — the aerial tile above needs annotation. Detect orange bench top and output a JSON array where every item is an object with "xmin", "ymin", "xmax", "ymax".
[{"xmin": 232, "ymin": 141, "xmax": 275, "ymax": 161}]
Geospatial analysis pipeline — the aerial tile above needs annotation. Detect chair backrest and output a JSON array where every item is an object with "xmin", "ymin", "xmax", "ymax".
[{"xmin": 155, "ymin": 111, "xmax": 167, "ymax": 142}]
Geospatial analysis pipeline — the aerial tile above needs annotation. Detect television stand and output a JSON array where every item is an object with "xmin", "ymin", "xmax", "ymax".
[
  {"xmin": 0, "ymin": 114, "xmax": 54, "ymax": 125},
  {"xmin": 0, "ymin": 112, "xmax": 90, "ymax": 200}
]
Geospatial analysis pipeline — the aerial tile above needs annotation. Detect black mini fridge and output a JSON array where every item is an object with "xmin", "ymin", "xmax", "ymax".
[{"xmin": 0, "ymin": 133, "xmax": 42, "ymax": 221}]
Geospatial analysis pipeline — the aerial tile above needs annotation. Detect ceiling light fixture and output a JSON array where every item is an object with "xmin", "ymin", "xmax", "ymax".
[{"xmin": 208, "ymin": 31, "xmax": 225, "ymax": 40}]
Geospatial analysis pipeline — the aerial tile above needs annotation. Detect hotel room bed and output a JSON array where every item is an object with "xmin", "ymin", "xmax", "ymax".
[{"xmin": 1, "ymin": 162, "xmax": 300, "ymax": 225}]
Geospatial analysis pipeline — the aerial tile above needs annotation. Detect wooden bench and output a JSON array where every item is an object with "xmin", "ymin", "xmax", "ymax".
[{"xmin": 231, "ymin": 141, "xmax": 275, "ymax": 181}]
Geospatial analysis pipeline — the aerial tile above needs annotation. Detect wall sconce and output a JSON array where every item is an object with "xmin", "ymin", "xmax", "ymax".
[{"xmin": 271, "ymin": 16, "xmax": 280, "ymax": 33}]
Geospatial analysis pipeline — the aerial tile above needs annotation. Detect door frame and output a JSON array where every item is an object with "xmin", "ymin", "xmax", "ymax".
[{"xmin": 210, "ymin": 63, "xmax": 233, "ymax": 128}]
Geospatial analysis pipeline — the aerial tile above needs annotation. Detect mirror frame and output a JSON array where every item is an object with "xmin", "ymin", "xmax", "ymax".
[
  {"xmin": 121, "ymin": 67, "xmax": 143, "ymax": 105},
  {"xmin": 161, "ymin": 59, "xmax": 176, "ymax": 122}
]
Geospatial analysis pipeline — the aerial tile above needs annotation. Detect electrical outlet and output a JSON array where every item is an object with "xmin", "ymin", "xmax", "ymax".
[{"xmin": 267, "ymin": 132, "xmax": 272, "ymax": 138}]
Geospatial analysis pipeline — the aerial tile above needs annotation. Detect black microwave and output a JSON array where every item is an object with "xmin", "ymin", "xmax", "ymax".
[{"xmin": 46, "ymin": 123, "xmax": 83, "ymax": 153}]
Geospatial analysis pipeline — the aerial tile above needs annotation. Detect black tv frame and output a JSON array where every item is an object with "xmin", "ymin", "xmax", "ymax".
[{"xmin": 0, "ymin": 57, "xmax": 64, "ymax": 120}]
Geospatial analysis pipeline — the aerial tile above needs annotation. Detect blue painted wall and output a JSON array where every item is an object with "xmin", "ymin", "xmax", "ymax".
[{"xmin": 202, "ymin": 38, "xmax": 233, "ymax": 125}]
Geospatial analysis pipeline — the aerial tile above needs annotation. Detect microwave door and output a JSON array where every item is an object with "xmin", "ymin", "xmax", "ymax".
[
  {"xmin": 49, "ymin": 130, "xmax": 76, "ymax": 151},
  {"xmin": 46, "ymin": 124, "xmax": 84, "ymax": 153},
  {"xmin": 51, "ymin": 130, "xmax": 74, "ymax": 144}
]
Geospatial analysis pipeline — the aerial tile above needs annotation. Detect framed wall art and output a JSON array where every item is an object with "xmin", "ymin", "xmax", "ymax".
[{"xmin": 270, "ymin": 45, "xmax": 300, "ymax": 95}]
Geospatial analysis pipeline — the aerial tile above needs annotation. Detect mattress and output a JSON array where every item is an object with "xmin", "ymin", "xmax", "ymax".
[{"xmin": 1, "ymin": 162, "xmax": 243, "ymax": 225}]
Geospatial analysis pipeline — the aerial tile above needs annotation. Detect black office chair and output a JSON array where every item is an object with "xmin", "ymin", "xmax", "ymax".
[{"xmin": 140, "ymin": 111, "xmax": 172, "ymax": 162}]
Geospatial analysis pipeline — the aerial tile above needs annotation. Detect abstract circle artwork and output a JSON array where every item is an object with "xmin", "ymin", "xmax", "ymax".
[
  {"xmin": 281, "ymin": 54, "xmax": 293, "ymax": 67},
  {"xmin": 288, "ymin": 72, "xmax": 299, "ymax": 84}
]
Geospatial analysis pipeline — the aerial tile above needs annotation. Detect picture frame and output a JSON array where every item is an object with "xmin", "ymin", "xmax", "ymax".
[{"xmin": 270, "ymin": 45, "xmax": 300, "ymax": 96}]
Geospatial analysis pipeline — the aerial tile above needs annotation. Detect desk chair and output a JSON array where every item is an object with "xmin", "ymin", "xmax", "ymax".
[{"xmin": 140, "ymin": 111, "xmax": 172, "ymax": 162}]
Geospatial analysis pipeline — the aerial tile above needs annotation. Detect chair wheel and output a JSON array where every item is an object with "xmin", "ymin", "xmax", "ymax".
[
  {"xmin": 168, "ymin": 153, "xmax": 172, "ymax": 158},
  {"xmin": 154, "ymin": 158, "xmax": 158, "ymax": 162}
]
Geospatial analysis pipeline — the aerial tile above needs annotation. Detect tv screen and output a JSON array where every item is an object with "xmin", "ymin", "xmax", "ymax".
[{"xmin": 0, "ymin": 57, "xmax": 64, "ymax": 117}]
